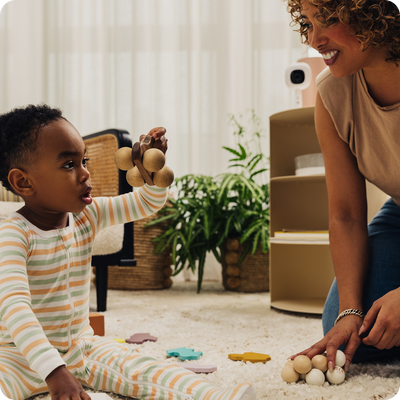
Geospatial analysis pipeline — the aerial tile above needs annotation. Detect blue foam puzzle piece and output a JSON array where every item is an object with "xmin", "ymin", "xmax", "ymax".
[{"xmin": 166, "ymin": 347, "xmax": 203, "ymax": 361}]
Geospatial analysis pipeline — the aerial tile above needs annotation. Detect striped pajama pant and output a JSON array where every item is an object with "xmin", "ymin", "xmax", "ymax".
[{"xmin": 0, "ymin": 336, "xmax": 253, "ymax": 400}]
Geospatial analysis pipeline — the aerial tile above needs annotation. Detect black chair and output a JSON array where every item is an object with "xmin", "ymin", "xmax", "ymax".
[{"xmin": 84, "ymin": 129, "xmax": 136, "ymax": 311}]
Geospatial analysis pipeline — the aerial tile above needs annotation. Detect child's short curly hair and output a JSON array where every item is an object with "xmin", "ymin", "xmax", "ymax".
[
  {"xmin": 286, "ymin": 0, "xmax": 400, "ymax": 64},
  {"xmin": 0, "ymin": 104, "xmax": 64, "ymax": 193}
]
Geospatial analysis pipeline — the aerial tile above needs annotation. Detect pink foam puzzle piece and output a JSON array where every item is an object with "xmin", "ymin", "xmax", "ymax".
[
  {"xmin": 126, "ymin": 333, "xmax": 158, "ymax": 344},
  {"xmin": 175, "ymin": 363, "xmax": 217, "ymax": 373}
]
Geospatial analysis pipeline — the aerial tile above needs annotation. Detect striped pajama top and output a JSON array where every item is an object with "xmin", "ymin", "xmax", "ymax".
[{"xmin": 0, "ymin": 185, "xmax": 167, "ymax": 381}]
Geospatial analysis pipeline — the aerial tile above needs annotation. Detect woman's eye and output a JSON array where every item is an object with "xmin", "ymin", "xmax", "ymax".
[
  {"xmin": 83, "ymin": 157, "xmax": 90, "ymax": 168},
  {"xmin": 300, "ymin": 20, "xmax": 312, "ymax": 30}
]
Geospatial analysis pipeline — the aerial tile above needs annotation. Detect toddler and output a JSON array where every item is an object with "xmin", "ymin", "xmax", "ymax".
[{"xmin": 0, "ymin": 105, "xmax": 255, "ymax": 400}]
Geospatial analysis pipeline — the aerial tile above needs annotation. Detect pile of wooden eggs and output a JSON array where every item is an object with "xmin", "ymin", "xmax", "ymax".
[
  {"xmin": 114, "ymin": 140, "xmax": 174, "ymax": 188},
  {"xmin": 281, "ymin": 350, "xmax": 346, "ymax": 386}
]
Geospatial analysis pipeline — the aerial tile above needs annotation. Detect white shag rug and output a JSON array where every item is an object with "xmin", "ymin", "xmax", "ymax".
[{"xmin": 31, "ymin": 281, "xmax": 400, "ymax": 400}]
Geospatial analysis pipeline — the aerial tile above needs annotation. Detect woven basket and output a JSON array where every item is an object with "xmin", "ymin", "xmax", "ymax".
[
  {"xmin": 221, "ymin": 238, "xmax": 269, "ymax": 292},
  {"xmin": 107, "ymin": 205, "xmax": 172, "ymax": 290}
]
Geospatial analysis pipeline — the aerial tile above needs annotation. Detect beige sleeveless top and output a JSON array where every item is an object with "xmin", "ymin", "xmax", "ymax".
[{"xmin": 317, "ymin": 67, "xmax": 400, "ymax": 206}]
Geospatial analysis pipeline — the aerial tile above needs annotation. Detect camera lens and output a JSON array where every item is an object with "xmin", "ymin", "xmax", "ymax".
[{"xmin": 290, "ymin": 70, "xmax": 305, "ymax": 84}]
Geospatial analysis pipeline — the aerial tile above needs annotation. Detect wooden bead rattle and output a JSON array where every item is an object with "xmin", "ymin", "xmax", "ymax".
[{"xmin": 114, "ymin": 134, "xmax": 174, "ymax": 188}]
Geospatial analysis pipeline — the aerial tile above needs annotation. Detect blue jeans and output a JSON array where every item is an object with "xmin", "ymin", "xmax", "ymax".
[{"xmin": 323, "ymin": 198, "xmax": 400, "ymax": 363}]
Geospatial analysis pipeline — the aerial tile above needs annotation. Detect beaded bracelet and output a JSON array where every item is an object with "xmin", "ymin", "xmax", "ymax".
[{"xmin": 334, "ymin": 309, "xmax": 365, "ymax": 326}]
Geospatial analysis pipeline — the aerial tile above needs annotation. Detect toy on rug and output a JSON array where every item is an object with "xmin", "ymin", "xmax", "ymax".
[
  {"xmin": 228, "ymin": 352, "xmax": 271, "ymax": 364},
  {"xmin": 175, "ymin": 363, "xmax": 217, "ymax": 373},
  {"xmin": 126, "ymin": 333, "xmax": 158, "ymax": 344},
  {"xmin": 114, "ymin": 132, "xmax": 174, "ymax": 188},
  {"xmin": 88, "ymin": 393, "xmax": 114, "ymax": 400},
  {"xmin": 112, "ymin": 338, "xmax": 126, "ymax": 343},
  {"xmin": 89, "ymin": 313, "xmax": 105, "ymax": 336},
  {"xmin": 281, "ymin": 350, "xmax": 346, "ymax": 386},
  {"xmin": 167, "ymin": 347, "xmax": 203, "ymax": 361}
]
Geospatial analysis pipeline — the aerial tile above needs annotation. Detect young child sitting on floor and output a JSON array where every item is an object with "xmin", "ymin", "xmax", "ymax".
[{"xmin": 0, "ymin": 104, "xmax": 255, "ymax": 400}]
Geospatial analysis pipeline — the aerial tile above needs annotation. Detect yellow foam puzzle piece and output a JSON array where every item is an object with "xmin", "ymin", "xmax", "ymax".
[
  {"xmin": 228, "ymin": 352, "xmax": 271, "ymax": 363},
  {"xmin": 113, "ymin": 338, "xmax": 126, "ymax": 343},
  {"xmin": 228, "ymin": 354, "xmax": 244, "ymax": 361}
]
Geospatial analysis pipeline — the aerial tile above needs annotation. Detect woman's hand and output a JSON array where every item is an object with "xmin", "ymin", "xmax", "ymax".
[
  {"xmin": 361, "ymin": 288, "xmax": 400, "ymax": 349},
  {"xmin": 140, "ymin": 127, "xmax": 168, "ymax": 154},
  {"xmin": 46, "ymin": 365, "xmax": 91, "ymax": 400},
  {"xmin": 290, "ymin": 315, "xmax": 363, "ymax": 372}
]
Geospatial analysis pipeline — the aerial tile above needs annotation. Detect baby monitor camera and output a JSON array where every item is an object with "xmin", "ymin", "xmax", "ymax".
[{"xmin": 285, "ymin": 62, "xmax": 312, "ymax": 107}]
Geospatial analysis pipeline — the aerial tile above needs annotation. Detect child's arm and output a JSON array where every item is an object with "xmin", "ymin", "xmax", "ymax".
[{"xmin": 84, "ymin": 184, "xmax": 168, "ymax": 238}]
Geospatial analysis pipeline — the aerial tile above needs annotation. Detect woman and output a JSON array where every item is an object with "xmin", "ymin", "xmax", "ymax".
[{"xmin": 286, "ymin": 0, "xmax": 400, "ymax": 373}]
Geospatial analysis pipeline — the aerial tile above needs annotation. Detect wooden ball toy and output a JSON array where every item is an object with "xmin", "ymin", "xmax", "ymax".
[
  {"xmin": 293, "ymin": 355, "xmax": 312, "ymax": 374},
  {"xmin": 311, "ymin": 354, "xmax": 328, "ymax": 373},
  {"xmin": 153, "ymin": 166, "xmax": 174, "ymax": 188},
  {"xmin": 335, "ymin": 349, "xmax": 346, "ymax": 367},
  {"xmin": 142, "ymin": 148, "xmax": 166, "ymax": 172},
  {"xmin": 326, "ymin": 366, "xmax": 345, "ymax": 384},
  {"xmin": 114, "ymin": 131, "xmax": 174, "ymax": 188},
  {"xmin": 126, "ymin": 167, "xmax": 145, "ymax": 187},
  {"xmin": 305, "ymin": 368, "xmax": 325, "ymax": 386},
  {"xmin": 114, "ymin": 147, "xmax": 134, "ymax": 171},
  {"xmin": 281, "ymin": 365, "xmax": 299, "ymax": 383}
]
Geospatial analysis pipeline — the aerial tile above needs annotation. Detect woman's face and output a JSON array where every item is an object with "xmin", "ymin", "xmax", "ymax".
[{"xmin": 300, "ymin": 0, "xmax": 384, "ymax": 77}]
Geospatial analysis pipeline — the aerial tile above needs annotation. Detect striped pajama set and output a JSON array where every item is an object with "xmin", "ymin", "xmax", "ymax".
[{"xmin": 0, "ymin": 185, "xmax": 253, "ymax": 400}]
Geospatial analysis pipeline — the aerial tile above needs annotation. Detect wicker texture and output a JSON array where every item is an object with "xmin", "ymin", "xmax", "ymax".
[
  {"xmin": 107, "ymin": 206, "xmax": 172, "ymax": 290},
  {"xmin": 222, "ymin": 239, "xmax": 269, "ymax": 292},
  {"xmin": 85, "ymin": 133, "xmax": 120, "ymax": 197},
  {"xmin": 0, "ymin": 183, "xmax": 23, "ymax": 202}
]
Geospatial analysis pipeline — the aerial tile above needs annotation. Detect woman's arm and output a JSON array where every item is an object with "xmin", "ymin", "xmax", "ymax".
[{"xmin": 293, "ymin": 91, "xmax": 369, "ymax": 371}]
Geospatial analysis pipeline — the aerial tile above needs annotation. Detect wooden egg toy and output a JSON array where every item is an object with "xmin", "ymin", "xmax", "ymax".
[
  {"xmin": 126, "ymin": 167, "xmax": 145, "ymax": 187},
  {"xmin": 282, "ymin": 353, "xmax": 346, "ymax": 386},
  {"xmin": 281, "ymin": 365, "xmax": 299, "ymax": 383},
  {"xmin": 114, "ymin": 147, "xmax": 134, "ymax": 171},
  {"xmin": 311, "ymin": 354, "xmax": 328, "ymax": 373},
  {"xmin": 335, "ymin": 349, "xmax": 346, "ymax": 367},
  {"xmin": 326, "ymin": 366, "xmax": 345, "ymax": 384},
  {"xmin": 142, "ymin": 148, "xmax": 165, "ymax": 172},
  {"xmin": 293, "ymin": 355, "xmax": 312, "ymax": 374},
  {"xmin": 305, "ymin": 368, "xmax": 325, "ymax": 386},
  {"xmin": 114, "ymin": 132, "xmax": 174, "ymax": 188}
]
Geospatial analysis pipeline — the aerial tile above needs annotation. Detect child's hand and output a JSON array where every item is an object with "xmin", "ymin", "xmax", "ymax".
[
  {"xmin": 46, "ymin": 365, "xmax": 91, "ymax": 400},
  {"xmin": 140, "ymin": 127, "xmax": 168, "ymax": 154}
]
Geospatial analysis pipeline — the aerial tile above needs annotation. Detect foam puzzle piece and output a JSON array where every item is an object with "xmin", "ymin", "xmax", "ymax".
[
  {"xmin": 89, "ymin": 313, "xmax": 105, "ymax": 336},
  {"xmin": 167, "ymin": 347, "xmax": 203, "ymax": 361},
  {"xmin": 113, "ymin": 338, "xmax": 126, "ymax": 343},
  {"xmin": 88, "ymin": 394, "xmax": 113, "ymax": 400},
  {"xmin": 228, "ymin": 352, "xmax": 271, "ymax": 363},
  {"xmin": 176, "ymin": 363, "xmax": 217, "ymax": 373},
  {"xmin": 126, "ymin": 333, "xmax": 158, "ymax": 344}
]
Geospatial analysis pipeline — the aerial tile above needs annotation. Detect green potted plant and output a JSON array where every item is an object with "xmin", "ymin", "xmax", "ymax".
[{"xmin": 145, "ymin": 110, "xmax": 270, "ymax": 292}]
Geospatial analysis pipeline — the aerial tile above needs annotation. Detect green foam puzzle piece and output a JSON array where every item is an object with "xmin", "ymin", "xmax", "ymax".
[{"xmin": 167, "ymin": 347, "xmax": 203, "ymax": 361}]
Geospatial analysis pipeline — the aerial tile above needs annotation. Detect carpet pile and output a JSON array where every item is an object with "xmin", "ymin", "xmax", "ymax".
[{"xmin": 32, "ymin": 281, "xmax": 400, "ymax": 400}]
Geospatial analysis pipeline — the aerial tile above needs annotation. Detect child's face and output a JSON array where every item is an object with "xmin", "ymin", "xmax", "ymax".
[{"xmin": 26, "ymin": 119, "xmax": 92, "ymax": 215}]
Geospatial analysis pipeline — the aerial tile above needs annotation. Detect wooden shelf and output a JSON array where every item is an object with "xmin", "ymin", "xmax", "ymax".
[
  {"xmin": 271, "ymin": 298, "xmax": 326, "ymax": 315},
  {"xmin": 270, "ymin": 174, "xmax": 325, "ymax": 183},
  {"xmin": 269, "ymin": 107, "xmax": 388, "ymax": 315}
]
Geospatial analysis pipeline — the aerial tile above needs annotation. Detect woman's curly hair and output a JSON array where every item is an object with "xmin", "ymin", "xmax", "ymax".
[
  {"xmin": 286, "ymin": 0, "xmax": 400, "ymax": 64},
  {"xmin": 0, "ymin": 104, "xmax": 64, "ymax": 193}
]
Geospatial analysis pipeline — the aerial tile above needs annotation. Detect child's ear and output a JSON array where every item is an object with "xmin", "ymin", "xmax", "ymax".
[{"xmin": 8, "ymin": 169, "xmax": 35, "ymax": 197}]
